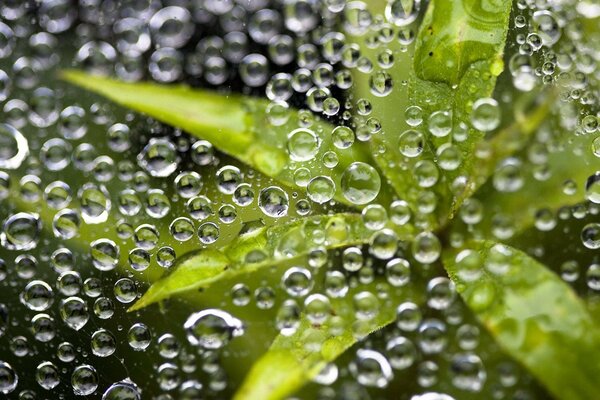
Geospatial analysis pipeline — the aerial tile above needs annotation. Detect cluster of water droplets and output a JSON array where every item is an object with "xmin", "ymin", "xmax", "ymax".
[{"xmin": 0, "ymin": 0, "xmax": 597, "ymax": 399}]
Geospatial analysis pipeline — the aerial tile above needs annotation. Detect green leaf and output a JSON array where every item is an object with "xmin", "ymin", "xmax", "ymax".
[
  {"xmin": 413, "ymin": 0, "xmax": 510, "ymax": 85},
  {"xmin": 60, "ymin": 70, "xmax": 394, "ymax": 207},
  {"xmin": 130, "ymin": 213, "xmax": 408, "ymax": 311},
  {"xmin": 443, "ymin": 240, "xmax": 600, "ymax": 400},
  {"xmin": 451, "ymin": 89, "xmax": 556, "ymax": 217},
  {"xmin": 350, "ymin": 0, "xmax": 513, "ymax": 228},
  {"xmin": 472, "ymin": 116, "xmax": 598, "ymax": 238},
  {"xmin": 233, "ymin": 280, "xmax": 418, "ymax": 400}
]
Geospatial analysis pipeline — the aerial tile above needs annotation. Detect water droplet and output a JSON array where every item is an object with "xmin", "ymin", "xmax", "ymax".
[
  {"xmin": 369, "ymin": 71, "xmax": 393, "ymax": 97},
  {"xmin": 36, "ymin": 361, "xmax": 60, "ymax": 390},
  {"xmin": 287, "ymin": 128, "xmax": 320, "ymax": 161},
  {"xmin": 582, "ymin": 223, "xmax": 600, "ymax": 249},
  {"xmin": 385, "ymin": 0, "xmax": 420, "ymax": 26},
  {"xmin": 471, "ymin": 98, "xmax": 501, "ymax": 132},
  {"xmin": 304, "ymin": 293, "xmax": 332, "ymax": 324},
  {"xmin": 259, "ymin": 186, "xmax": 289, "ymax": 217},
  {"xmin": 90, "ymin": 239, "xmax": 119, "ymax": 271},
  {"xmin": 20, "ymin": 280, "xmax": 53, "ymax": 312},
  {"xmin": 585, "ymin": 172, "xmax": 600, "ymax": 204},
  {"xmin": 341, "ymin": 162, "xmax": 381, "ymax": 205},
  {"xmin": 450, "ymin": 353, "xmax": 486, "ymax": 392},
  {"xmin": 533, "ymin": 10, "xmax": 561, "ymax": 46},
  {"xmin": 60, "ymin": 296, "xmax": 89, "ymax": 331},
  {"xmin": 1, "ymin": 212, "xmax": 41, "ymax": 251},
  {"xmin": 307, "ymin": 176, "xmax": 336, "ymax": 204},
  {"xmin": 0, "ymin": 123, "xmax": 28, "ymax": 169},
  {"xmin": 102, "ymin": 379, "xmax": 141, "ymax": 400},
  {"xmin": 138, "ymin": 138, "xmax": 178, "ymax": 178},
  {"xmin": 281, "ymin": 266, "xmax": 313, "ymax": 297},
  {"xmin": 0, "ymin": 361, "xmax": 18, "ymax": 394},
  {"xmin": 399, "ymin": 129, "xmax": 424, "ymax": 158},
  {"xmin": 128, "ymin": 322, "xmax": 151, "ymax": 351},
  {"xmin": 381, "ymin": 243, "xmax": 408, "ymax": 279},
  {"xmin": 350, "ymin": 349, "xmax": 393, "ymax": 388},
  {"xmin": 426, "ymin": 277, "xmax": 456, "ymax": 310},
  {"xmin": 184, "ymin": 309, "xmax": 244, "ymax": 349},
  {"xmin": 386, "ymin": 336, "xmax": 417, "ymax": 370},
  {"xmin": 71, "ymin": 364, "xmax": 98, "ymax": 396},
  {"xmin": 91, "ymin": 328, "xmax": 117, "ymax": 357},
  {"xmin": 428, "ymin": 110, "xmax": 452, "ymax": 138},
  {"xmin": 412, "ymin": 232, "xmax": 441, "ymax": 264},
  {"xmin": 149, "ymin": 6, "xmax": 193, "ymax": 48}
]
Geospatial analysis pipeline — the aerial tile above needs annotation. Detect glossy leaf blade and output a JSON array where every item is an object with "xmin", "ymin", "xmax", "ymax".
[
  {"xmin": 414, "ymin": 0, "xmax": 511, "ymax": 85},
  {"xmin": 411, "ymin": 0, "xmax": 512, "ymax": 223},
  {"xmin": 60, "ymin": 70, "xmax": 394, "ymax": 207},
  {"xmin": 350, "ymin": 0, "xmax": 512, "ymax": 228},
  {"xmin": 451, "ymin": 90, "xmax": 556, "ymax": 216},
  {"xmin": 443, "ymin": 240, "xmax": 600, "ymax": 400},
  {"xmin": 233, "ymin": 281, "xmax": 416, "ymax": 400},
  {"xmin": 473, "ymin": 123, "xmax": 598, "ymax": 238},
  {"xmin": 129, "ymin": 213, "xmax": 401, "ymax": 311}
]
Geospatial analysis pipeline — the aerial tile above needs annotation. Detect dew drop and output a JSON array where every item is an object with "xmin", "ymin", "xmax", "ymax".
[
  {"xmin": 385, "ymin": 0, "xmax": 420, "ymax": 26},
  {"xmin": 0, "ymin": 123, "xmax": 28, "ymax": 169},
  {"xmin": 0, "ymin": 361, "xmax": 18, "ymax": 394},
  {"xmin": 582, "ymin": 223, "xmax": 600, "ymax": 250},
  {"xmin": 341, "ymin": 162, "xmax": 381, "ymax": 205},
  {"xmin": 184, "ymin": 309, "xmax": 244, "ymax": 349},
  {"xmin": 350, "ymin": 349, "xmax": 393, "ymax": 388},
  {"xmin": 102, "ymin": 379, "xmax": 141, "ymax": 400},
  {"xmin": 585, "ymin": 172, "xmax": 600, "ymax": 204},
  {"xmin": 137, "ymin": 138, "xmax": 178, "ymax": 178},
  {"xmin": 471, "ymin": 98, "xmax": 501, "ymax": 132},
  {"xmin": 71, "ymin": 364, "xmax": 98, "ymax": 396},
  {"xmin": 307, "ymin": 176, "xmax": 335, "ymax": 204},
  {"xmin": 1, "ymin": 212, "xmax": 41, "ymax": 251},
  {"xmin": 287, "ymin": 128, "xmax": 320, "ymax": 161},
  {"xmin": 258, "ymin": 186, "xmax": 289, "ymax": 217}
]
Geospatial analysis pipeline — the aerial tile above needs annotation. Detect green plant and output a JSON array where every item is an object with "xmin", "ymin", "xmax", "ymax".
[{"xmin": 3, "ymin": 0, "xmax": 599, "ymax": 399}]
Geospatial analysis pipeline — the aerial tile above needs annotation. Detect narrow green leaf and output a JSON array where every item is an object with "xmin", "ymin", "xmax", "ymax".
[
  {"xmin": 451, "ymin": 90, "xmax": 556, "ymax": 217},
  {"xmin": 473, "ymin": 120, "xmax": 597, "ymax": 238},
  {"xmin": 60, "ymin": 70, "xmax": 394, "ymax": 207},
  {"xmin": 130, "ymin": 213, "xmax": 408, "ymax": 311},
  {"xmin": 411, "ymin": 0, "xmax": 512, "ymax": 221},
  {"xmin": 443, "ymin": 240, "xmax": 600, "ymax": 400},
  {"xmin": 233, "ymin": 280, "xmax": 417, "ymax": 400}
]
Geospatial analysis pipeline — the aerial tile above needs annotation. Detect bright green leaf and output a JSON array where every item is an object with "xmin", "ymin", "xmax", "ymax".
[
  {"xmin": 129, "ymin": 213, "xmax": 409, "ymax": 311},
  {"xmin": 473, "ymin": 117, "xmax": 598, "ymax": 238},
  {"xmin": 443, "ymin": 240, "xmax": 600, "ymax": 400},
  {"xmin": 451, "ymin": 89, "xmax": 556, "ymax": 217},
  {"xmin": 233, "ymin": 279, "xmax": 418, "ymax": 400},
  {"xmin": 413, "ymin": 0, "xmax": 511, "ymax": 85},
  {"xmin": 60, "ymin": 70, "xmax": 395, "ymax": 207}
]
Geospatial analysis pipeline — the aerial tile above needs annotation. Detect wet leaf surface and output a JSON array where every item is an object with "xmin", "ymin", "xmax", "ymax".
[{"xmin": 443, "ymin": 240, "xmax": 600, "ymax": 400}]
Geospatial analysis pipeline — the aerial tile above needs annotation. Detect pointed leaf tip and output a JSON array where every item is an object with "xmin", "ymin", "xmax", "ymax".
[
  {"xmin": 130, "ymin": 214, "xmax": 387, "ymax": 311},
  {"xmin": 60, "ymin": 70, "xmax": 393, "ymax": 207}
]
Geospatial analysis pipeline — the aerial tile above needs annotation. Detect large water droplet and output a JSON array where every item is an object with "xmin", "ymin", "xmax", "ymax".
[
  {"xmin": 258, "ymin": 186, "xmax": 289, "ymax": 217},
  {"xmin": 102, "ymin": 379, "xmax": 141, "ymax": 400},
  {"xmin": 0, "ymin": 123, "xmax": 28, "ymax": 169},
  {"xmin": 340, "ymin": 162, "xmax": 381, "ymax": 205},
  {"xmin": 350, "ymin": 349, "xmax": 393, "ymax": 388},
  {"xmin": 0, "ymin": 361, "xmax": 18, "ymax": 394},
  {"xmin": 287, "ymin": 128, "xmax": 320, "ymax": 161},
  {"xmin": 1, "ymin": 212, "xmax": 41, "ymax": 251},
  {"xmin": 184, "ymin": 309, "xmax": 244, "ymax": 349},
  {"xmin": 137, "ymin": 138, "xmax": 178, "ymax": 178}
]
